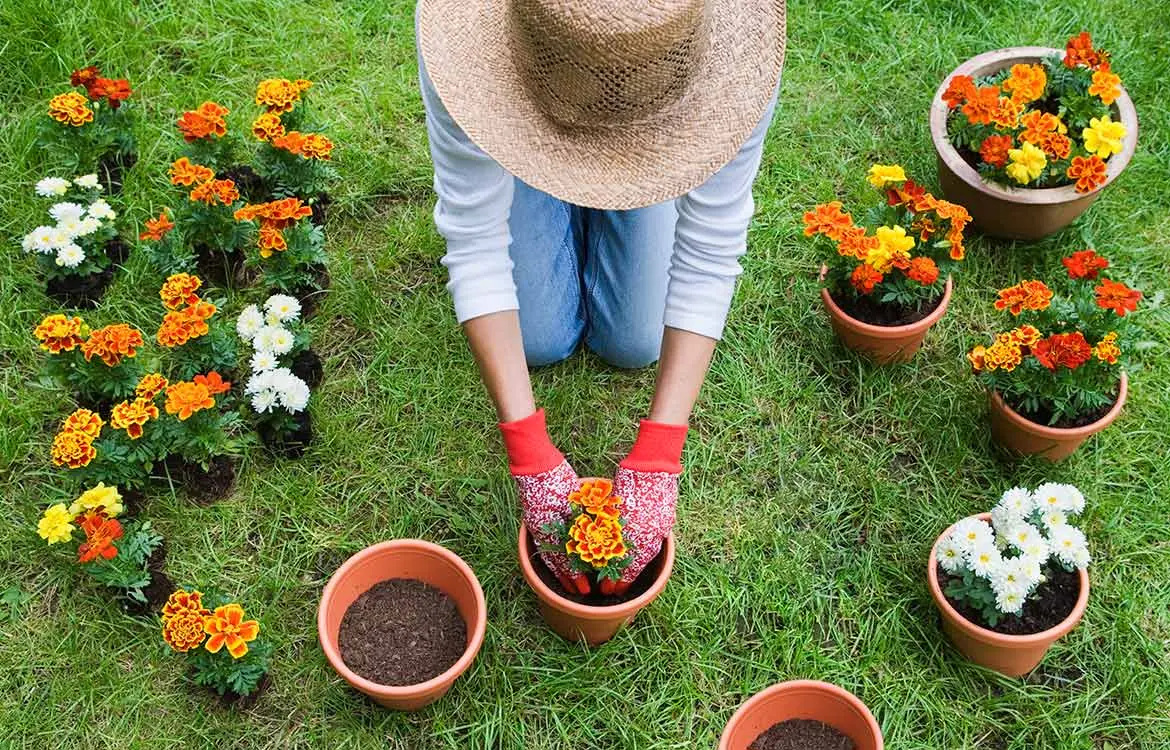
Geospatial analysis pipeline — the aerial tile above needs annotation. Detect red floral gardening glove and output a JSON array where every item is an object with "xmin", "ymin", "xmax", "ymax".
[
  {"xmin": 609, "ymin": 420, "xmax": 688, "ymax": 596},
  {"xmin": 500, "ymin": 409, "xmax": 592, "ymax": 595}
]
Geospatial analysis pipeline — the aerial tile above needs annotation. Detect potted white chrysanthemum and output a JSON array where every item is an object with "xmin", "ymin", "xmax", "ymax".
[{"xmin": 927, "ymin": 483, "xmax": 1090, "ymax": 676}]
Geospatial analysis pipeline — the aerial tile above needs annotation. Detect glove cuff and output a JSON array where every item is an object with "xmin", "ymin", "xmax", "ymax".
[
  {"xmin": 620, "ymin": 419, "xmax": 688, "ymax": 474},
  {"xmin": 499, "ymin": 409, "xmax": 563, "ymax": 475}
]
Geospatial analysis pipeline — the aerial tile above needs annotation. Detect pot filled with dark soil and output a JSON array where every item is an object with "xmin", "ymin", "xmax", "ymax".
[
  {"xmin": 161, "ymin": 455, "xmax": 237, "ymax": 504},
  {"xmin": 317, "ymin": 539, "xmax": 486, "ymax": 711},
  {"xmin": 518, "ymin": 524, "xmax": 674, "ymax": 645},
  {"xmin": 98, "ymin": 149, "xmax": 138, "ymax": 194},
  {"xmin": 259, "ymin": 411, "xmax": 314, "ymax": 458},
  {"xmin": 927, "ymin": 513, "xmax": 1090, "ymax": 676},
  {"xmin": 719, "ymin": 680, "xmax": 883, "ymax": 750},
  {"xmin": 820, "ymin": 272, "xmax": 952, "ymax": 364},
  {"xmin": 46, "ymin": 268, "xmax": 115, "ymax": 309},
  {"xmin": 119, "ymin": 543, "xmax": 176, "ymax": 617},
  {"xmin": 988, "ymin": 372, "xmax": 1127, "ymax": 461}
]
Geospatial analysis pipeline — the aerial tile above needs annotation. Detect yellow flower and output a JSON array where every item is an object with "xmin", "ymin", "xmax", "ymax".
[
  {"xmin": 68, "ymin": 483, "xmax": 124, "ymax": 518},
  {"xmin": 1006, "ymin": 141, "xmax": 1047, "ymax": 184},
  {"xmin": 866, "ymin": 164, "xmax": 907, "ymax": 187},
  {"xmin": 866, "ymin": 225, "xmax": 915, "ymax": 273},
  {"xmin": 1082, "ymin": 115, "xmax": 1127, "ymax": 159},
  {"xmin": 38, "ymin": 504, "xmax": 76, "ymax": 544}
]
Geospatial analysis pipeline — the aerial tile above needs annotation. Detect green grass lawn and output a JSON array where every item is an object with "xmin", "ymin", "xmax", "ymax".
[{"xmin": 2, "ymin": 0, "xmax": 1169, "ymax": 747}]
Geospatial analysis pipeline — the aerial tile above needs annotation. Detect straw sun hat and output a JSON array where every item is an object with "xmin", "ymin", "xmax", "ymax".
[{"xmin": 417, "ymin": 0, "xmax": 786, "ymax": 210}]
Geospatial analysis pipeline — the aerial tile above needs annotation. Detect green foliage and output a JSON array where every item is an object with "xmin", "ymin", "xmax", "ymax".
[
  {"xmin": 42, "ymin": 349, "xmax": 142, "ymax": 403},
  {"xmin": 36, "ymin": 99, "xmax": 137, "ymax": 173},
  {"xmin": 0, "ymin": 588, "xmax": 32, "ymax": 623},
  {"xmin": 246, "ymin": 221, "xmax": 326, "ymax": 292},
  {"xmin": 943, "ymin": 570, "xmax": 1004, "ymax": 627},
  {"xmin": 152, "ymin": 407, "xmax": 247, "ymax": 466},
  {"xmin": 82, "ymin": 520, "xmax": 163, "ymax": 604},
  {"xmin": 187, "ymin": 638, "xmax": 272, "ymax": 697},
  {"xmin": 139, "ymin": 230, "xmax": 197, "ymax": 277},
  {"xmin": 166, "ymin": 317, "xmax": 240, "ymax": 380}
]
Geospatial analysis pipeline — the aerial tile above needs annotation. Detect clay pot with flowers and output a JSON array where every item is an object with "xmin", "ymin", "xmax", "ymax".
[
  {"xmin": 967, "ymin": 249, "xmax": 1141, "ymax": 460},
  {"xmin": 932, "ymin": 33, "xmax": 1138, "ymax": 240},
  {"xmin": 928, "ymin": 483, "xmax": 1091, "ymax": 676},
  {"xmin": 805, "ymin": 164, "xmax": 970, "ymax": 364}
]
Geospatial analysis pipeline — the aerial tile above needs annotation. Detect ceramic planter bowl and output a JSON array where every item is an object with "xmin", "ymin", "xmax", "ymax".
[
  {"xmin": 719, "ymin": 680, "xmax": 883, "ymax": 750},
  {"xmin": 928, "ymin": 514, "xmax": 1090, "ymax": 677},
  {"xmin": 317, "ymin": 539, "xmax": 487, "ymax": 711},
  {"xmin": 989, "ymin": 371, "xmax": 1127, "ymax": 461},
  {"xmin": 930, "ymin": 47, "xmax": 1138, "ymax": 241},
  {"xmin": 821, "ymin": 274, "xmax": 952, "ymax": 364},
  {"xmin": 518, "ymin": 524, "xmax": 674, "ymax": 645}
]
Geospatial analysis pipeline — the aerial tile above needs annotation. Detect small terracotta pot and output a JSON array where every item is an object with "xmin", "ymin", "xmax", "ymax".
[
  {"xmin": 719, "ymin": 680, "xmax": 883, "ymax": 750},
  {"xmin": 518, "ymin": 524, "xmax": 674, "ymax": 645},
  {"xmin": 988, "ymin": 372, "xmax": 1127, "ymax": 461},
  {"xmin": 317, "ymin": 539, "xmax": 487, "ymax": 710},
  {"xmin": 931, "ymin": 47, "xmax": 1138, "ymax": 241},
  {"xmin": 928, "ymin": 514, "xmax": 1090, "ymax": 677},
  {"xmin": 820, "ymin": 274, "xmax": 952, "ymax": 364}
]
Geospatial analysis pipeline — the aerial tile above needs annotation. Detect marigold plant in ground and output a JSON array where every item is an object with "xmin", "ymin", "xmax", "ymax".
[
  {"xmin": 38, "ymin": 66, "xmax": 136, "ymax": 178},
  {"xmin": 162, "ymin": 590, "xmax": 273, "ymax": 698}
]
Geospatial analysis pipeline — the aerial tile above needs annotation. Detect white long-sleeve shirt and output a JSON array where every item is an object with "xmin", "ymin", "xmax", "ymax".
[{"xmin": 420, "ymin": 61, "xmax": 776, "ymax": 340}]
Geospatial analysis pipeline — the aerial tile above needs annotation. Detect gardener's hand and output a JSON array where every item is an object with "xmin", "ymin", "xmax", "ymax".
[
  {"xmin": 607, "ymin": 420, "xmax": 688, "ymax": 596},
  {"xmin": 500, "ymin": 409, "xmax": 592, "ymax": 596}
]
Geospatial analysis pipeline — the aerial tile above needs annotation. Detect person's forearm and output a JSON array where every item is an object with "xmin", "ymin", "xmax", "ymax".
[
  {"xmin": 647, "ymin": 326, "xmax": 717, "ymax": 425},
  {"xmin": 464, "ymin": 310, "xmax": 536, "ymax": 423}
]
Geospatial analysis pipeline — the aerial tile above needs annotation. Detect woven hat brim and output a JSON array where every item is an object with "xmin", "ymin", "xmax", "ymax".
[{"xmin": 418, "ymin": 0, "xmax": 786, "ymax": 210}]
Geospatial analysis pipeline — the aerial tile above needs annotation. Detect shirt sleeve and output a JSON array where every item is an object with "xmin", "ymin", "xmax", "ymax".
[
  {"xmin": 418, "ymin": 51, "xmax": 518, "ymax": 323},
  {"xmin": 664, "ymin": 83, "xmax": 780, "ymax": 340}
]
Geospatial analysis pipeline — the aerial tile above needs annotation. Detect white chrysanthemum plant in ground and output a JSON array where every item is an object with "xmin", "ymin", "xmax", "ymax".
[
  {"xmin": 938, "ymin": 483, "xmax": 1089, "ymax": 627},
  {"xmin": 21, "ymin": 174, "xmax": 118, "ymax": 279},
  {"xmin": 237, "ymin": 294, "xmax": 312, "ymax": 437}
]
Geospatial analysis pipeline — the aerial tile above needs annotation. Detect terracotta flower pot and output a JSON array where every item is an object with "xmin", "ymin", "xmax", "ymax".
[
  {"xmin": 317, "ymin": 539, "xmax": 487, "ymax": 710},
  {"xmin": 518, "ymin": 524, "xmax": 674, "ymax": 645},
  {"xmin": 927, "ymin": 514, "xmax": 1090, "ymax": 677},
  {"xmin": 988, "ymin": 371, "xmax": 1127, "ymax": 461},
  {"xmin": 719, "ymin": 680, "xmax": 884, "ymax": 750},
  {"xmin": 820, "ymin": 274, "xmax": 953, "ymax": 364},
  {"xmin": 930, "ymin": 47, "xmax": 1138, "ymax": 241}
]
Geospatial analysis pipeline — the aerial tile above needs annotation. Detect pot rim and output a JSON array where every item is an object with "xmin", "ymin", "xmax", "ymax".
[
  {"xmin": 719, "ymin": 679, "xmax": 883, "ymax": 750},
  {"xmin": 927, "ymin": 513, "xmax": 1090, "ymax": 646},
  {"xmin": 820, "ymin": 272, "xmax": 953, "ymax": 339},
  {"xmin": 316, "ymin": 538, "xmax": 488, "ymax": 699},
  {"xmin": 930, "ymin": 46, "xmax": 1139, "ymax": 205},
  {"xmin": 518, "ymin": 524, "xmax": 675, "ymax": 621},
  {"xmin": 990, "ymin": 371, "xmax": 1128, "ymax": 438}
]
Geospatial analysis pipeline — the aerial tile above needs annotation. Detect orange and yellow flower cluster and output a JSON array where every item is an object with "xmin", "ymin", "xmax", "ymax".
[
  {"xmin": 234, "ymin": 197, "xmax": 314, "ymax": 257},
  {"xmin": 80, "ymin": 323, "xmax": 145, "ymax": 367},
  {"xmin": 169, "ymin": 158, "xmax": 239, "ymax": 207},
  {"xmin": 162, "ymin": 589, "xmax": 261, "ymax": 659},
  {"xmin": 271, "ymin": 130, "xmax": 334, "ymax": 160},
  {"xmin": 34, "ymin": 314, "xmax": 87, "ymax": 354},
  {"xmin": 564, "ymin": 479, "xmax": 629, "ymax": 570},
  {"xmin": 47, "ymin": 66, "xmax": 132, "ymax": 127},
  {"xmin": 51, "ymin": 408, "xmax": 103, "ymax": 469},
  {"xmin": 177, "ymin": 101, "xmax": 230, "ymax": 142},
  {"xmin": 156, "ymin": 274, "xmax": 219, "ymax": 348},
  {"xmin": 37, "ymin": 484, "xmax": 126, "ymax": 563},
  {"xmin": 255, "ymin": 78, "xmax": 312, "ymax": 114},
  {"xmin": 164, "ymin": 373, "xmax": 230, "ymax": 421}
]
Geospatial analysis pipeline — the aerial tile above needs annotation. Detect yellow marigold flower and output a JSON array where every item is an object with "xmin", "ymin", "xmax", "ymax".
[
  {"xmin": 255, "ymin": 78, "xmax": 305, "ymax": 113},
  {"xmin": 1006, "ymin": 141, "xmax": 1047, "ymax": 185},
  {"xmin": 159, "ymin": 273, "xmax": 203, "ymax": 310},
  {"xmin": 204, "ymin": 603, "xmax": 260, "ymax": 659},
  {"xmin": 37, "ymin": 503, "xmax": 76, "ymax": 544},
  {"xmin": 983, "ymin": 334, "xmax": 1023, "ymax": 372},
  {"xmin": 1009, "ymin": 324, "xmax": 1043, "ymax": 348},
  {"xmin": 51, "ymin": 429, "xmax": 97, "ymax": 469},
  {"xmin": 162, "ymin": 590, "xmax": 211, "ymax": 652},
  {"xmin": 68, "ymin": 483, "xmax": 124, "ymax": 518},
  {"xmin": 866, "ymin": 164, "xmax": 906, "ymax": 188},
  {"xmin": 566, "ymin": 513, "xmax": 628, "ymax": 569},
  {"xmin": 967, "ymin": 345, "xmax": 987, "ymax": 372},
  {"xmin": 34, "ymin": 314, "xmax": 87, "ymax": 354},
  {"xmin": 251, "ymin": 111, "xmax": 286, "ymax": 141},
  {"xmin": 865, "ymin": 225, "xmax": 915, "ymax": 273},
  {"xmin": 48, "ymin": 91, "xmax": 93, "ymax": 127},
  {"xmin": 109, "ymin": 398, "xmax": 159, "ymax": 440},
  {"xmin": 1082, "ymin": 115, "xmax": 1127, "ymax": 159},
  {"xmin": 1094, "ymin": 331, "xmax": 1121, "ymax": 364},
  {"xmin": 136, "ymin": 373, "xmax": 169, "ymax": 401}
]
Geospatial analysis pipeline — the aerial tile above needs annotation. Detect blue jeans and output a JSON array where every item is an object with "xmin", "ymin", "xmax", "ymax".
[{"xmin": 508, "ymin": 179, "xmax": 677, "ymax": 369}]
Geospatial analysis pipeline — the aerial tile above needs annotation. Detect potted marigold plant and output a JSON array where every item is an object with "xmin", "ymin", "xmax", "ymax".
[
  {"xmin": 38, "ymin": 66, "xmax": 137, "ymax": 192},
  {"xmin": 928, "ymin": 483, "xmax": 1091, "ymax": 676},
  {"xmin": 36, "ymin": 483, "xmax": 173, "ymax": 615},
  {"xmin": 161, "ymin": 589, "xmax": 273, "ymax": 706},
  {"xmin": 163, "ymin": 157, "xmax": 250, "ymax": 286},
  {"xmin": 932, "ymin": 33, "xmax": 1138, "ymax": 239},
  {"xmin": 518, "ymin": 478, "xmax": 675, "ymax": 645},
  {"xmin": 968, "ymin": 249, "xmax": 1140, "ymax": 460},
  {"xmin": 234, "ymin": 197, "xmax": 328, "ymax": 312},
  {"xmin": 154, "ymin": 273, "xmax": 238, "ymax": 379},
  {"xmin": 250, "ymin": 77, "xmax": 336, "ymax": 223},
  {"xmin": 805, "ymin": 164, "xmax": 970, "ymax": 363},
  {"xmin": 154, "ymin": 372, "xmax": 246, "ymax": 503},
  {"xmin": 35, "ymin": 314, "xmax": 145, "ymax": 404},
  {"xmin": 20, "ymin": 174, "xmax": 126, "ymax": 307}
]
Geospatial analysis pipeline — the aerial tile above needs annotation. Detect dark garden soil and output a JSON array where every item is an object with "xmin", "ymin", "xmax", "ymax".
[
  {"xmin": 534, "ymin": 545, "xmax": 663, "ymax": 607},
  {"xmin": 163, "ymin": 455, "xmax": 237, "ymax": 504},
  {"xmin": 338, "ymin": 578, "xmax": 467, "ymax": 686},
  {"xmin": 749, "ymin": 719, "xmax": 856, "ymax": 750},
  {"xmin": 310, "ymin": 192, "xmax": 332, "ymax": 227},
  {"xmin": 106, "ymin": 236, "xmax": 131, "ymax": 265},
  {"xmin": 940, "ymin": 563, "xmax": 1080, "ymax": 635},
  {"xmin": 98, "ymin": 150, "xmax": 138, "ymax": 194},
  {"xmin": 291, "ymin": 349, "xmax": 324, "ymax": 389},
  {"xmin": 46, "ymin": 268, "xmax": 114, "ymax": 309},
  {"xmin": 194, "ymin": 244, "xmax": 249, "ymax": 288},
  {"xmin": 119, "ymin": 488, "xmax": 147, "ymax": 519},
  {"xmin": 208, "ymin": 672, "xmax": 271, "ymax": 710},
  {"xmin": 1005, "ymin": 392, "xmax": 1117, "ymax": 430},
  {"xmin": 120, "ymin": 543, "xmax": 175, "ymax": 617},
  {"xmin": 290, "ymin": 264, "xmax": 331, "ymax": 318},
  {"xmin": 218, "ymin": 164, "xmax": 267, "ymax": 202},
  {"xmin": 830, "ymin": 288, "xmax": 944, "ymax": 327},
  {"xmin": 74, "ymin": 394, "xmax": 115, "ymax": 417},
  {"xmin": 259, "ymin": 411, "xmax": 313, "ymax": 458}
]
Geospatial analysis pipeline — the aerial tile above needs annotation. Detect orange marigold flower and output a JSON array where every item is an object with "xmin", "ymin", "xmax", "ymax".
[
  {"xmin": 177, "ymin": 101, "xmax": 229, "ymax": 142},
  {"xmin": 110, "ymin": 398, "xmax": 159, "ymax": 440},
  {"xmin": 1009, "ymin": 324, "xmax": 1043, "ymax": 349},
  {"xmin": 1002, "ymin": 63, "xmax": 1047, "ymax": 104},
  {"xmin": 1094, "ymin": 279, "xmax": 1142, "ymax": 317},
  {"xmin": 802, "ymin": 202, "xmax": 853, "ymax": 241},
  {"xmin": 1094, "ymin": 331, "xmax": 1121, "ymax": 364},
  {"xmin": 140, "ymin": 211, "xmax": 175, "ymax": 241},
  {"xmin": 170, "ymin": 157, "xmax": 215, "ymax": 187},
  {"xmin": 52, "ymin": 429, "xmax": 97, "ymax": 469},
  {"xmin": 907, "ymin": 256, "xmax": 939, "ymax": 285},
  {"xmin": 204, "ymin": 604, "xmax": 260, "ymax": 659},
  {"xmin": 566, "ymin": 514, "xmax": 628, "ymax": 569},
  {"xmin": 991, "ymin": 97, "xmax": 1023, "ymax": 129},
  {"xmin": 251, "ymin": 111, "xmax": 285, "ymax": 141},
  {"xmin": 1064, "ymin": 31, "xmax": 1108, "ymax": 70},
  {"xmin": 910, "ymin": 216, "xmax": 936, "ymax": 242},
  {"xmin": 1019, "ymin": 111, "xmax": 1063, "ymax": 146},
  {"xmin": 194, "ymin": 371, "xmax": 232, "ymax": 396},
  {"xmin": 35, "ymin": 314, "xmax": 87, "ymax": 354},
  {"xmin": 1089, "ymin": 65, "xmax": 1122, "ymax": 106},
  {"xmin": 836, "ymin": 227, "xmax": 879, "ymax": 260},
  {"xmin": 1032, "ymin": 332, "xmax": 1093, "ymax": 371},
  {"xmin": 961, "ymin": 85, "xmax": 1001, "ymax": 126},
  {"xmin": 569, "ymin": 479, "xmax": 622, "ymax": 521},
  {"xmin": 995, "ymin": 280, "xmax": 1053, "ymax": 316},
  {"xmin": 979, "ymin": 134, "xmax": 1014, "ymax": 168},
  {"xmin": 1066, "ymin": 155, "xmax": 1108, "ymax": 193},
  {"xmin": 983, "ymin": 334, "xmax": 1023, "ymax": 373},
  {"xmin": 271, "ymin": 130, "xmax": 333, "ymax": 160},
  {"xmin": 161, "ymin": 589, "xmax": 211, "ymax": 652},
  {"xmin": 850, "ymin": 264, "xmax": 883, "ymax": 294},
  {"xmin": 136, "ymin": 373, "xmax": 169, "ymax": 401},
  {"xmin": 63, "ymin": 408, "xmax": 104, "ymax": 440},
  {"xmin": 91, "ymin": 78, "xmax": 132, "ymax": 108},
  {"xmin": 1039, "ymin": 131, "xmax": 1072, "ymax": 160},
  {"xmin": 256, "ymin": 78, "xmax": 307, "ymax": 113},
  {"xmin": 156, "ymin": 308, "xmax": 211, "ymax": 348},
  {"xmin": 942, "ymin": 75, "xmax": 976, "ymax": 109},
  {"xmin": 81, "ymin": 324, "xmax": 144, "ymax": 367},
  {"xmin": 48, "ymin": 91, "xmax": 93, "ymax": 127},
  {"xmin": 77, "ymin": 511, "xmax": 123, "ymax": 563},
  {"xmin": 159, "ymin": 273, "xmax": 203, "ymax": 310},
  {"xmin": 165, "ymin": 381, "xmax": 215, "ymax": 421},
  {"xmin": 190, "ymin": 178, "xmax": 239, "ymax": 206},
  {"xmin": 257, "ymin": 225, "xmax": 288, "ymax": 257},
  {"xmin": 1062, "ymin": 249, "xmax": 1110, "ymax": 280},
  {"xmin": 967, "ymin": 345, "xmax": 987, "ymax": 372}
]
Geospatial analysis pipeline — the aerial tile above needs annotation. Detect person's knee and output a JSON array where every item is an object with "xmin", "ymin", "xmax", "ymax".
[
  {"xmin": 587, "ymin": 328, "xmax": 661, "ymax": 369},
  {"xmin": 523, "ymin": 329, "xmax": 580, "ymax": 367}
]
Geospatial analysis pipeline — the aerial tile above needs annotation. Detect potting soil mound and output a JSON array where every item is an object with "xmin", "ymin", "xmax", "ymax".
[{"xmin": 749, "ymin": 719, "xmax": 856, "ymax": 750}]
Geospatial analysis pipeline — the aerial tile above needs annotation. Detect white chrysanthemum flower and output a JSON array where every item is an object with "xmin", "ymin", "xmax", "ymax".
[
  {"xmin": 74, "ymin": 173, "xmax": 100, "ymax": 189},
  {"xmin": 23, "ymin": 226, "xmax": 57, "ymax": 254},
  {"xmin": 993, "ymin": 584, "xmax": 1025, "ymax": 615},
  {"xmin": 49, "ymin": 202, "xmax": 86, "ymax": 223},
  {"xmin": 56, "ymin": 244, "xmax": 85, "ymax": 268},
  {"xmin": 254, "ymin": 324, "xmax": 294, "ymax": 355},
  {"xmin": 937, "ymin": 533, "xmax": 965, "ymax": 574},
  {"xmin": 57, "ymin": 216, "xmax": 84, "ymax": 238},
  {"xmin": 953, "ymin": 517, "xmax": 994, "ymax": 553},
  {"xmin": 244, "ymin": 371, "xmax": 271, "ymax": 395},
  {"xmin": 1039, "ymin": 509, "xmax": 1067, "ymax": 530},
  {"xmin": 74, "ymin": 217, "xmax": 102, "ymax": 237},
  {"xmin": 250, "ymin": 350, "xmax": 278, "ymax": 372},
  {"xmin": 990, "ymin": 556, "xmax": 1034, "ymax": 594},
  {"xmin": 264, "ymin": 294, "xmax": 302, "ymax": 322},
  {"xmin": 277, "ymin": 374, "xmax": 310, "ymax": 412},
  {"xmin": 1020, "ymin": 537, "xmax": 1050, "ymax": 566},
  {"xmin": 998, "ymin": 486, "xmax": 1033, "ymax": 517},
  {"xmin": 36, "ymin": 177, "xmax": 71, "ymax": 197},
  {"xmin": 1049, "ymin": 525, "xmax": 1090, "ymax": 570},
  {"xmin": 967, "ymin": 540, "xmax": 1001, "ymax": 577},
  {"xmin": 251, "ymin": 389, "xmax": 278, "ymax": 414},
  {"xmin": 1063, "ymin": 485, "xmax": 1085, "ymax": 515},
  {"xmin": 87, "ymin": 199, "xmax": 115, "ymax": 220},
  {"xmin": 48, "ymin": 226, "xmax": 73, "ymax": 249},
  {"xmin": 1005, "ymin": 522, "xmax": 1043, "ymax": 553},
  {"xmin": 236, "ymin": 305, "xmax": 265, "ymax": 341}
]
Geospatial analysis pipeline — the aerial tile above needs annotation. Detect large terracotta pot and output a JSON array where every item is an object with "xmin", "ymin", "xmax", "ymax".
[
  {"xmin": 518, "ymin": 524, "xmax": 674, "ymax": 645},
  {"xmin": 931, "ymin": 47, "xmax": 1138, "ymax": 241},
  {"xmin": 989, "ymin": 372, "xmax": 1127, "ymax": 461},
  {"xmin": 317, "ymin": 539, "xmax": 487, "ymax": 710},
  {"xmin": 719, "ymin": 680, "xmax": 883, "ymax": 750},
  {"xmin": 820, "ymin": 275, "xmax": 952, "ymax": 364},
  {"xmin": 928, "ymin": 514, "xmax": 1090, "ymax": 677}
]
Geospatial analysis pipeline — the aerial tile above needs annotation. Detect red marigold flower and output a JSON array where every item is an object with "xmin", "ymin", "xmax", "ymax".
[
  {"xmin": 1064, "ymin": 31, "xmax": 1108, "ymax": 70},
  {"xmin": 1032, "ymin": 332, "xmax": 1093, "ymax": 371},
  {"xmin": 942, "ymin": 75, "xmax": 976, "ymax": 109},
  {"xmin": 91, "ymin": 78, "xmax": 132, "ymax": 108},
  {"xmin": 140, "ymin": 211, "xmax": 175, "ymax": 242},
  {"xmin": 961, "ymin": 85, "xmax": 1001, "ymax": 126},
  {"xmin": 1062, "ymin": 249, "xmax": 1110, "ymax": 280},
  {"xmin": 850, "ymin": 264, "xmax": 883, "ymax": 294},
  {"xmin": 906, "ymin": 256, "xmax": 939, "ymax": 285},
  {"xmin": 1094, "ymin": 279, "xmax": 1142, "ymax": 316},
  {"xmin": 203, "ymin": 604, "xmax": 260, "ymax": 659},
  {"xmin": 71, "ymin": 66, "xmax": 101, "ymax": 88},
  {"xmin": 979, "ymin": 134, "xmax": 1014, "ymax": 168},
  {"xmin": 77, "ymin": 511, "xmax": 123, "ymax": 563},
  {"xmin": 802, "ymin": 202, "xmax": 853, "ymax": 241},
  {"xmin": 1066, "ymin": 155, "xmax": 1108, "ymax": 193}
]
